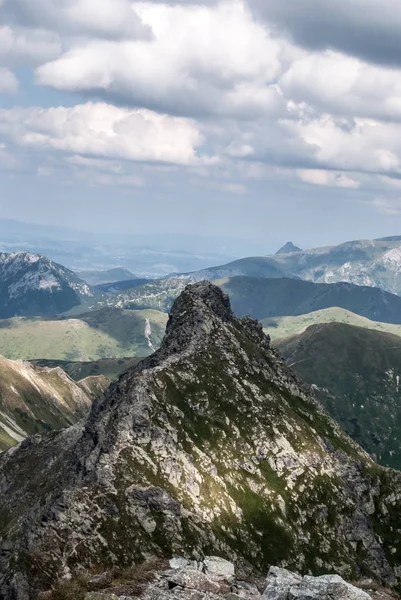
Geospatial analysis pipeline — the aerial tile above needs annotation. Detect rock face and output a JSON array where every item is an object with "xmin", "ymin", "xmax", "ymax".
[{"xmin": 2, "ymin": 283, "xmax": 401, "ymax": 599}]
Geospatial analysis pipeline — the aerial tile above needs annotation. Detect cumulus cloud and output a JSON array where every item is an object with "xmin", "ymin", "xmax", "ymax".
[
  {"xmin": 0, "ymin": 68, "xmax": 18, "ymax": 94},
  {"xmin": 281, "ymin": 51, "xmax": 401, "ymax": 122},
  {"xmin": 250, "ymin": 0, "xmax": 401, "ymax": 68},
  {"xmin": 2, "ymin": 0, "xmax": 150, "ymax": 40},
  {"xmin": 0, "ymin": 102, "xmax": 206, "ymax": 165},
  {"xmin": 35, "ymin": 1, "xmax": 285, "ymax": 118},
  {"xmin": 0, "ymin": 25, "xmax": 61, "ymax": 66}
]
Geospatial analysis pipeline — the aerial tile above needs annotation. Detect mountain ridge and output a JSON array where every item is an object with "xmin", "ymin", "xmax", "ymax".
[{"xmin": 2, "ymin": 283, "xmax": 401, "ymax": 598}]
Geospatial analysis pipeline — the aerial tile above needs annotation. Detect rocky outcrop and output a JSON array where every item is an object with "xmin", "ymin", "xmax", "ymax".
[{"xmin": 2, "ymin": 283, "xmax": 401, "ymax": 599}]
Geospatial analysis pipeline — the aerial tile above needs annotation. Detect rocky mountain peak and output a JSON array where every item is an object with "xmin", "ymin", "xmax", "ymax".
[
  {"xmin": 3, "ymin": 283, "xmax": 401, "ymax": 599},
  {"xmin": 276, "ymin": 242, "xmax": 302, "ymax": 255}
]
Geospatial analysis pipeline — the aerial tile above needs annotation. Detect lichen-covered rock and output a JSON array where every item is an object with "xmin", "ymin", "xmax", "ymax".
[{"xmin": 2, "ymin": 283, "xmax": 401, "ymax": 599}]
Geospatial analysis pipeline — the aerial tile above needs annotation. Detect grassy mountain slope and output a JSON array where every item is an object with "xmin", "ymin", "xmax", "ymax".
[
  {"xmin": 216, "ymin": 276, "xmax": 401, "ymax": 323},
  {"xmin": 275, "ymin": 323, "xmax": 401, "ymax": 469},
  {"xmin": 0, "ymin": 307, "xmax": 168, "ymax": 361},
  {"xmin": 0, "ymin": 356, "xmax": 109, "ymax": 451},
  {"xmin": 263, "ymin": 307, "xmax": 401, "ymax": 340},
  {"xmin": 3, "ymin": 284, "xmax": 401, "ymax": 598}
]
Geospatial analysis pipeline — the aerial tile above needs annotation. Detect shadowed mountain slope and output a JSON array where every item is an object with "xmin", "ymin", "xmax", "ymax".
[{"xmin": 275, "ymin": 323, "xmax": 401, "ymax": 469}]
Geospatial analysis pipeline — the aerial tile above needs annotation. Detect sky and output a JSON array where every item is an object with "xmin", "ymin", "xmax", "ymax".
[{"xmin": 2, "ymin": 0, "xmax": 401, "ymax": 251}]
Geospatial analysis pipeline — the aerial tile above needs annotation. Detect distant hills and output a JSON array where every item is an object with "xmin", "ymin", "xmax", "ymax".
[
  {"xmin": 158, "ymin": 236, "xmax": 401, "ymax": 297},
  {"xmin": 0, "ymin": 356, "xmax": 109, "ymax": 450},
  {"xmin": 276, "ymin": 323, "xmax": 401, "ymax": 469},
  {"xmin": 263, "ymin": 307, "xmax": 401, "ymax": 340},
  {"xmin": 0, "ymin": 252, "xmax": 97, "ymax": 318},
  {"xmin": 77, "ymin": 268, "xmax": 137, "ymax": 286},
  {"xmin": 0, "ymin": 307, "xmax": 168, "ymax": 361},
  {"xmin": 218, "ymin": 276, "xmax": 401, "ymax": 323}
]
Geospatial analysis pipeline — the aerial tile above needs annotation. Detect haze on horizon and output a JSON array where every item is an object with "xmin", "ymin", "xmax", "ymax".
[{"xmin": 2, "ymin": 0, "xmax": 401, "ymax": 250}]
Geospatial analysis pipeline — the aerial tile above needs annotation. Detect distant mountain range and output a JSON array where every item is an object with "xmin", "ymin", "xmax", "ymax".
[
  {"xmin": 276, "ymin": 323, "xmax": 401, "ymax": 469},
  {"xmin": 217, "ymin": 276, "xmax": 401, "ymax": 323},
  {"xmin": 0, "ymin": 356, "xmax": 109, "ymax": 450},
  {"xmin": 77, "ymin": 268, "xmax": 137, "ymax": 286},
  {"xmin": 0, "ymin": 252, "xmax": 97, "ymax": 318}
]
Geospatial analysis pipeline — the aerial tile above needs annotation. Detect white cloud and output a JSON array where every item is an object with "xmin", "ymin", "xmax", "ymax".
[
  {"xmin": 0, "ymin": 68, "xmax": 18, "ymax": 94},
  {"xmin": 0, "ymin": 25, "xmax": 61, "ymax": 66},
  {"xmin": 297, "ymin": 169, "xmax": 360, "ymax": 189},
  {"xmin": 281, "ymin": 51, "xmax": 401, "ymax": 122},
  {"xmin": 0, "ymin": 102, "xmax": 206, "ymax": 165},
  {"xmin": 35, "ymin": 1, "xmax": 285, "ymax": 118},
  {"xmin": 2, "ymin": 0, "xmax": 149, "ymax": 40}
]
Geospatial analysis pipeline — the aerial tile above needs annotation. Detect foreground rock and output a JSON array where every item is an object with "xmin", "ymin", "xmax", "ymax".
[
  {"xmin": 2, "ymin": 283, "xmax": 401, "ymax": 599},
  {"xmin": 76, "ymin": 558, "xmax": 383, "ymax": 600}
]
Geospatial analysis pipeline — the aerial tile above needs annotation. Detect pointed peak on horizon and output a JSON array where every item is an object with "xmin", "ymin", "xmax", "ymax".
[{"xmin": 276, "ymin": 241, "xmax": 303, "ymax": 255}]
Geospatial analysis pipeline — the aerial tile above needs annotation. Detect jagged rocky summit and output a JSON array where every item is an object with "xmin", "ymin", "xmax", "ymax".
[{"xmin": 2, "ymin": 283, "xmax": 401, "ymax": 599}]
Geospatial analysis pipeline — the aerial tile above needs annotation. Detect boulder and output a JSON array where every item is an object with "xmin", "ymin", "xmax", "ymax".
[
  {"xmin": 203, "ymin": 557, "xmax": 235, "ymax": 581},
  {"xmin": 263, "ymin": 567, "xmax": 302, "ymax": 600},
  {"xmin": 289, "ymin": 574, "xmax": 371, "ymax": 600}
]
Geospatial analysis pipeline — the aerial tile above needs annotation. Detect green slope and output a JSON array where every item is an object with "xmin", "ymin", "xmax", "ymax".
[
  {"xmin": 0, "ymin": 307, "xmax": 168, "ymax": 361},
  {"xmin": 263, "ymin": 307, "xmax": 401, "ymax": 341},
  {"xmin": 275, "ymin": 322, "xmax": 401, "ymax": 469}
]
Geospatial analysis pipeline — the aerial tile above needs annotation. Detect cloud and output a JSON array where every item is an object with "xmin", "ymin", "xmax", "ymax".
[
  {"xmin": 296, "ymin": 169, "xmax": 360, "ymax": 189},
  {"xmin": 369, "ymin": 197, "xmax": 401, "ymax": 215},
  {"xmin": 0, "ymin": 68, "xmax": 18, "ymax": 94},
  {"xmin": 250, "ymin": 0, "xmax": 401, "ymax": 68},
  {"xmin": 0, "ymin": 102, "xmax": 206, "ymax": 165},
  {"xmin": 281, "ymin": 51, "xmax": 401, "ymax": 122},
  {"xmin": 35, "ymin": 1, "xmax": 285, "ymax": 118},
  {"xmin": 2, "ymin": 0, "xmax": 150, "ymax": 40},
  {"xmin": 0, "ymin": 25, "xmax": 61, "ymax": 66}
]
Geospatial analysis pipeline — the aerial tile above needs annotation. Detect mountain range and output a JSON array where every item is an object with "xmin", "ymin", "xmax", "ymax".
[
  {"xmin": 162, "ymin": 236, "xmax": 401, "ymax": 297},
  {"xmin": 2, "ymin": 283, "xmax": 401, "ymax": 599}
]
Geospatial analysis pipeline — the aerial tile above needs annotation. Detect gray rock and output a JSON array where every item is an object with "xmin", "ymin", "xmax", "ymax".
[
  {"xmin": 167, "ymin": 570, "xmax": 230, "ymax": 594},
  {"xmin": 170, "ymin": 558, "xmax": 192, "ymax": 570},
  {"xmin": 203, "ymin": 557, "xmax": 235, "ymax": 581},
  {"xmin": 263, "ymin": 567, "xmax": 302, "ymax": 600},
  {"xmin": 288, "ymin": 575, "xmax": 372, "ymax": 600}
]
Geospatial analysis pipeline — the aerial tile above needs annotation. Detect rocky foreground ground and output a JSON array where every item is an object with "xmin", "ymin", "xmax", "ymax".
[{"xmin": 48, "ymin": 556, "xmax": 397, "ymax": 600}]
